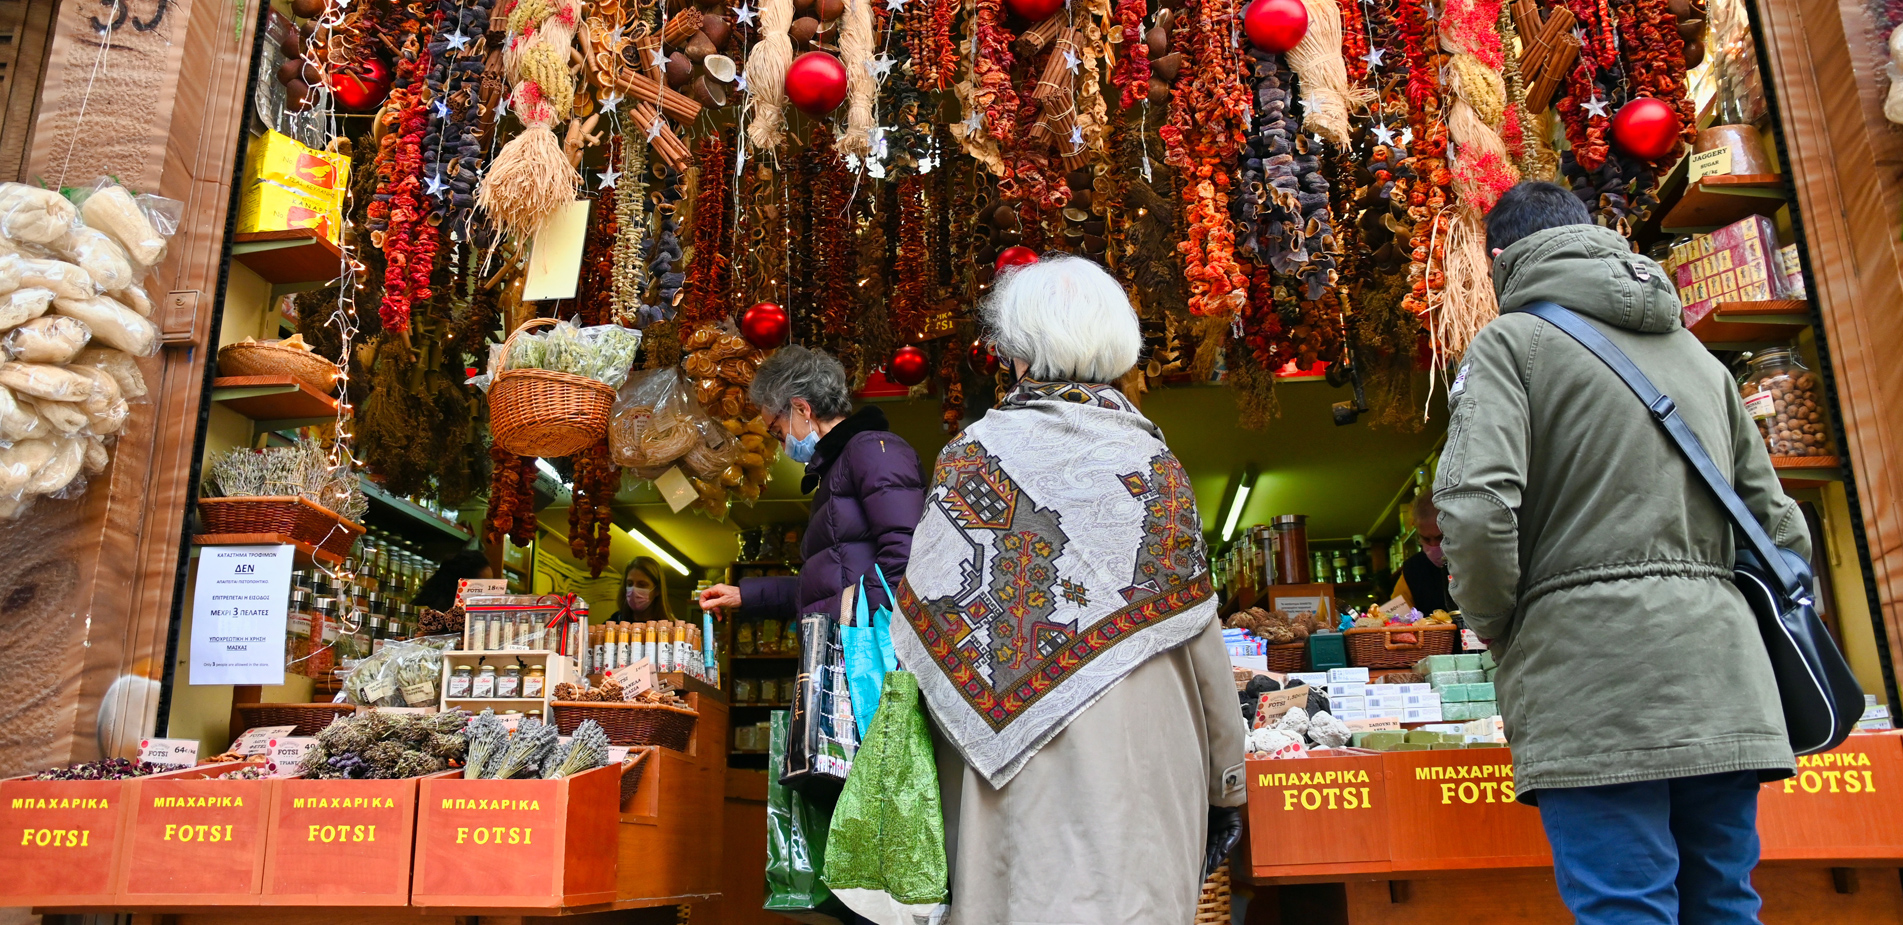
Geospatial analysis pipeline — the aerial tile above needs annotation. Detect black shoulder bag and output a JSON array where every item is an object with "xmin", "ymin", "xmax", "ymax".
[{"xmin": 1523, "ymin": 301, "xmax": 1863, "ymax": 756}]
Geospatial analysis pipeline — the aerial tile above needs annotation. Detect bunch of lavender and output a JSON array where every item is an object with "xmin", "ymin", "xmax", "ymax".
[{"xmin": 34, "ymin": 758, "xmax": 160, "ymax": 780}]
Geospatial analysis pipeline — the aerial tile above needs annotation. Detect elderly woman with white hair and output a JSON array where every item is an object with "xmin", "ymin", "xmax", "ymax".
[{"xmin": 894, "ymin": 254, "xmax": 1247, "ymax": 924}]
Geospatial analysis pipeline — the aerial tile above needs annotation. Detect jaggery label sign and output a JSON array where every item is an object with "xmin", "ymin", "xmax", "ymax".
[{"xmin": 190, "ymin": 544, "xmax": 294, "ymax": 685}]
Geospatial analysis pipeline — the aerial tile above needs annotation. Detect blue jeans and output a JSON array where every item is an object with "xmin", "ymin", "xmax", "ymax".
[{"xmin": 1536, "ymin": 770, "xmax": 1764, "ymax": 925}]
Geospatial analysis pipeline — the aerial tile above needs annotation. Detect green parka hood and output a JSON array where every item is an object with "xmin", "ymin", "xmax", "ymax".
[{"xmin": 1491, "ymin": 223, "xmax": 1682, "ymax": 334}]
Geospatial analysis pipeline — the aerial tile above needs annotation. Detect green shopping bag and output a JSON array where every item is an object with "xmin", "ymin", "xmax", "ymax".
[
  {"xmin": 766, "ymin": 709, "xmax": 840, "ymax": 916},
  {"xmin": 822, "ymin": 671, "xmax": 949, "ymax": 925}
]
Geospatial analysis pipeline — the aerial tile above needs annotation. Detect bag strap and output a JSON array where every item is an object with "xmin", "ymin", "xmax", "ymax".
[
  {"xmin": 1519, "ymin": 302, "xmax": 1809, "ymax": 604},
  {"xmin": 872, "ymin": 564, "xmax": 895, "ymax": 608}
]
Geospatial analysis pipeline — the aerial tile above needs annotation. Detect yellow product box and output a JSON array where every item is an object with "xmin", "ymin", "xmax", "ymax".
[
  {"xmin": 245, "ymin": 129, "xmax": 351, "ymax": 199},
  {"xmin": 237, "ymin": 179, "xmax": 342, "ymax": 242}
]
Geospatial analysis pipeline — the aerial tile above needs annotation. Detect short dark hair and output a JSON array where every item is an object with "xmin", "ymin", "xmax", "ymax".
[{"xmin": 1485, "ymin": 181, "xmax": 1593, "ymax": 255}]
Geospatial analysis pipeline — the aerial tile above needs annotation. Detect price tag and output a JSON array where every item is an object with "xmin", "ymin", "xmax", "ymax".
[
  {"xmin": 1688, "ymin": 146, "xmax": 1734, "ymax": 182},
  {"xmin": 1347, "ymin": 717, "xmax": 1403, "ymax": 732},
  {"xmin": 139, "ymin": 737, "xmax": 201, "ymax": 770},
  {"xmin": 266, "ymin": 737, "xmax": 319, "ymax": 777},
  {"xmin": 656, "ymin": 467, "xmax": 699, "ymax": 513},
  {"xmin": 364, "ymin": 679, "xmax": 397, "ymax": 702},
  {"xmin": 232, "ymin": 725, "xmax": 296, "ymax": 756},
  {"xmin": 608, "ymin": 746, "xmax": 631, "ymax": 764},
  {"xmin": 499, "ymin": 714, "xmax": 523, "ymax": 732},
  {"xmin": 1461, "ymin": 629, "xmax": 1487, "ymax": 651},
  {"xmin": 457, "ymin": 578, "xmax": 508, "ymax": 605},
  {"xmin": 401, "ymin": 681, "xmax": 439, "ymax": 706},
  {"xmin": 611, "ymin": 659, "xmax": 654, "ymax": 699}
]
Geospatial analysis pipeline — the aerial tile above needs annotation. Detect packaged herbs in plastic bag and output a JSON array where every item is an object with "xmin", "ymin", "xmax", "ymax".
[{"xmin": 342, "ymin": 634, "xmax": 459, "ymax": 707}]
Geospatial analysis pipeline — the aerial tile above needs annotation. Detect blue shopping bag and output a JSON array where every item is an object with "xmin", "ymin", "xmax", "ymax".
[{"xmin": 842, "ymin": 567, "xmax": 901, "ymax": 740}]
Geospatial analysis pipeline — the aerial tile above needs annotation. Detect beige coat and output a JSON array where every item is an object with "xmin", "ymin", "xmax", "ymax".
[{"xmin": 931, "ymin": 619, "xmax": 1247, "ymax": 925}]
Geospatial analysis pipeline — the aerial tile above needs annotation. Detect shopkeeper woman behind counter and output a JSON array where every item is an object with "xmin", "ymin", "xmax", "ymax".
[{"xmin": 696, "ymin": 345, "xmax": 926, "ymax": 628}]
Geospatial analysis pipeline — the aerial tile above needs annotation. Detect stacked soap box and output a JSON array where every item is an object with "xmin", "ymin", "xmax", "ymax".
[
  {"xmin": 1414, "ymin": 652, "xmax": 1500, "ymax": 722},
  {"xmin": 1286, "ymin": 667, "xmax": 1439, "ymax": 724},
  {"xmin": 1351, "ymin": 718, "xmax": 1508, "ymax": 750}
]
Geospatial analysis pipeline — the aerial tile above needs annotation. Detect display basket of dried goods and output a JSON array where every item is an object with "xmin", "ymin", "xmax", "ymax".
[
  {"xmin": 551, "ymin": 700, "xmax": 699, "ymax": 752},
  {"xmin": 217, "ymin": 336, "xmax": 340, "ymax": 394},
  {"xmin": 1344, "ymin": 624, "xmax": 1459, "ymax": 667},
  {"xmin": 198, "ymin": 495, "xmax": 365, "ymax": 559},
  {"xmin": 1266, "ymin": 642, "xmax": 1307, "ymax": 672},
  {"xmin": 489, "ymin": 318, "xmax": 616, "ymax": 457},
  {"xmin": 234, "ymin": 701, "xmax": 355, "ymax": 736}
]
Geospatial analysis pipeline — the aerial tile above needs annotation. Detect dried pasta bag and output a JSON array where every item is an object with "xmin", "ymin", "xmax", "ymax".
[
  {"xmin": 0, "ymin": 287, "xmax": 53, "ymax": 332},
  {"xmin": 20, "ymin": 259, "xmax": 95, "ymax": 301},
  {"xmin": 73, "ymin": 347, "xmax": 146, "ymax": 399},
  {"xmin": 77, "ymin": 182, "xmax": 174, "ymax": 267},
  {"xmin": 53, "ymin": 227, "xmax": 133, "ymax": 292},
  {"xmin": 0, "ymin": 184, "xmax": 78, "ymax": 245},
  {"xmin": 5, "ymin": 315, "xmax": 91, "ymax": 364},
  {"xmin": 0, "ymin": 437, "xmax": 55, "ymax": 497},
  {"xmin": 54, "ymin": 295, "xmax": 157, "ymax": 356},
  {"xmin": 610, "ymin": 367, "xmax": 699, "ymax": 469},
  {"xmin": 28, "ymin": 436, "xmax": 85, "ymax": 496},
  {"xmin": 0, "ymin": 361, "xmax": 96, "ymax": 402}
]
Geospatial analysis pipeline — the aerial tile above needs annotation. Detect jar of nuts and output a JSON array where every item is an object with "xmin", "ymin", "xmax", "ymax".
[{"xmin": 1740, "ymin": 349, "xmax": 1832, "ymax": 458}]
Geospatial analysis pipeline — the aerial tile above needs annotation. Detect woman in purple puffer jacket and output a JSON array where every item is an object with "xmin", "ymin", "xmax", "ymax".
[{"xmin": 697, "ymin": 345, "xmax": 925, "ymax": 623}]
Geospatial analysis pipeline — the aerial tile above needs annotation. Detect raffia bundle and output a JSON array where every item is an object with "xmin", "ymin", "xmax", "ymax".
[
  {"xmin": 479, "ymin": 0, "xmax": 584, "ymax": 239},
  {"xmin": 839, "ymin": 0, "xmax": 877, "ymax": 157},
  {"xmin": 1286, "ymin": 0, "xmax": 1376, "ymax": 145},
  {"xmin": 744, "ymin": 0, "xmax": 794, "ymax": 151}
]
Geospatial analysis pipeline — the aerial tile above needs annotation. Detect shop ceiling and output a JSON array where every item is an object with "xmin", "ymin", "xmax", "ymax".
[{"xmin": 594, "ymin": 380, "xmax": 1448, "ymax": 571}]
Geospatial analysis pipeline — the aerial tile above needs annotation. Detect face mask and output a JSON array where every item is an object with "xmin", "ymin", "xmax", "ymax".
[
  {"xmin": 1424, "ymin": 544, "xmax": 1447, "ymax": 568},
  {"xmin": 785, "ymin": 429, "xmax": 820, "ymax": 464},
  {"xmin": 627, "ymin": 587, "xmax": 652, "ymax": 611}
]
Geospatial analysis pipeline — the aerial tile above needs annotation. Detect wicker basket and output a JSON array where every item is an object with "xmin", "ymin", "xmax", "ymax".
[
  {"xmin": 488, "ymin": 318, "xmax": 616, "ymax": 458},
  {"xmin": 198, "ymin": 496, "xmax": 365, "ymax": 559},
  {"xmin": 550, "ymin": 701, "xmax": 699, "ymax": 751},
  {"xmin": 619, "ymin": 748, "xmax": 652, "ymax": 809},
  {"xmin": 1344, "ymin": 624, "xmax": 1459, "ymax": 668},
  {"xmin": 234, "ymin": 702, "xmax": 355, "ymax": 737},
  {"xmin": 217, "ymin": 341, "xmax": 341, "ymax": 394},
  {"xmin": 1265, "ymin": 641, "xmax": 1307, "ymax": 673},
  {"xmin": 1195, "ymin": 863, "xmax": 1231, "ymax": 925}
]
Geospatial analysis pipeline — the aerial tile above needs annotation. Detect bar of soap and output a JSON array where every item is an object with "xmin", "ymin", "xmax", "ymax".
[
  {"xmin": 1474, "ymin": 701, "xmax": 1499, "ymax": 718},
  {"xmin": 1444, "ymin": 703, "xmax": 1475, "ymax": 721},
  {"xmin": 1470, "ymin": 682, "xmax": 1496, "ymax": 701},
  {"xmin": 1455, "ymin": 653, "xmax": 1484, "ymax": 671},
  {"xmin": 1455, "ymin": 670, "xmax": 1487, "ymax": 684},
  {"xmin": 1431, "ymin": 742, "xmax": 1467, "ymax": 750},
  {"xmin": 1404, "ymin": 730, "xmax": 1443, "ymax": 744},
  {"xmin": 1429, "ymin": 675, "xmax": 1458, "ymax": 693},
  {"xmin": 1416, "ymin": 655, "xmax": 1460, "ymax": 675},
  {"xmin": 1485, "ymin": 666, "xmax": 1497, "ymax": 682},
  {"xmin": 1354, "ymin": 731, "xmax": 1408, "ymax": 750},
  {"xmin": 1479, "ymin": 649, "xmax": 1497, "ymax": 670},
  {"xmin": 1389, "ymin": 743, "xmax": 1430, "ymax": 751}
]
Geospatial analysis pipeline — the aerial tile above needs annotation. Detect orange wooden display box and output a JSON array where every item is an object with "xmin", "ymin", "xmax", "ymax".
[
  {"xmin": 1759, "ymin": 731, "xmax": 1903, "ymax": 863},
  {"xmin": 1382, "ymin": 746, "xmax": 1550, "ymax": 872},
  {"xmin": 409, "ymin": 761, "xmax": 622, "ymax": 911},
  {"xmin": 260, "ymin": 772, "xmax": 439, "ymax": 905},
  {"xmin": 114, "ymin": 762, "xmax": 273, "ymax": 905},
  {"xmin": 1245, "ymin": 753, "xmax": 1391, "ymax": 881},
  {"xmin": 0, "ymin": 775, "xmax": 132, "ymax": 906}
]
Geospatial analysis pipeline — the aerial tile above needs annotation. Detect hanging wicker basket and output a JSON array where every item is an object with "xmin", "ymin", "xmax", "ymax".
[
  {"xmin": 488, "ymin": 317, "xmax": 616, "ymax": 458},
  {"xmin": 198, "ymin": 496, "xmax": 365, "ymax": 559},
  {"xmin": 217, "ymin": 341, "xmax": 341, "ymax": 394}
]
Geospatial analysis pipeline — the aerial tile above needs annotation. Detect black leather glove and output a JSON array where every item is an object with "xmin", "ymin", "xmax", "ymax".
[{"xmin": 1204, "ymin": 805, "xmax": 1242, "ymax": 879}]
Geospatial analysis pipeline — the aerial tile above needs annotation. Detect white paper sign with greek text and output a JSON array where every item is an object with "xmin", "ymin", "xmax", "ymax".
[
  {"xmin": 611, "ymin": 659, "xmax": 654, "ymax": 699},
  {"xmin": 233, "ymin": 725, "xmax": 296, "ymax": 756},
  {"xmin": 139, "ymin": 738, "xmax": 200, "ymax": 770},
  {"xmin": 266, "ymin": 737, "xmax": 319, "ymax": 777},
  {"xmin": 190, "ymin": 545, "xmax": 295, "ymax": 685}
]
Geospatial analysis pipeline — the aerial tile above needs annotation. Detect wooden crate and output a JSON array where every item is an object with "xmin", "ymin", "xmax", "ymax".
[
  {"xmin": 1246, "ymin": 754, "xmax": 1391, "ymax": 882},
  {"xmin": 0, "ymin": 776, "xmax": 130, "ymax": 905},
  {"xmin": 410, "ymin": 762, "xmax": 621, "ymax": 910},
  {"xmin": 115, "ymin": 763, "xmax": 273, "ymax": 904},
  {"xmin": 613, "ymin": 692, "xmax": 727, "ymax": 906},
  {"xmin": 261, "ymin": 774, "xmax": 434, "ymax": 905},
  {"xmin": 1759, "ymin": 732, "xmax": 1903, "ymax": 862},
  {"xmin": 1381, "ymin": 747, "xmax": 1551, "ymax": 873}
]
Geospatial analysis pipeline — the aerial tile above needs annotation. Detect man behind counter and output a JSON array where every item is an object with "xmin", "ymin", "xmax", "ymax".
[{"xmin": 1392, "ymin": 492, "xmax": 1450, "ymax": 613}]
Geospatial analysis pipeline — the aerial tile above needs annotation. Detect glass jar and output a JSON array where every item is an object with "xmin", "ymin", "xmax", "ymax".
[
  {"xmin": 1272, "ymin": 515, "xmax": 1310, "ymax": 585},
  {"xmin": 1740, "ymin": 349, "xmax": 1831, "ymax": 458},
  {"xmin": 523, "ymin": 663, "xmax": 546, "ymax": 698},
  {"xmin": 473, "ymin": 665, "xmax": 497, "ymax": 698},
  {"xmin": 447, "ymin": 665, "xmax": 474, "ymax": 698},
  {"xmin": 497, "ymin": 662, "xmax": 522, "ymax": 698}
]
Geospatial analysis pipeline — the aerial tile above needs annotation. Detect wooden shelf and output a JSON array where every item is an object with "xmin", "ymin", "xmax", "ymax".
[
  {"xmin": 730, "ymin": 653, "xmax": 798, "ymax": 661},
  {"xmin": 231, "ymin": 229, "xmax": 345, "ymax": 292},
  {"xmin": 192, "ymin": 532, "xmax": 343, "ymax": 568},
  {"xmin": 211, "ymin": 375, "xmax": 338, "ymax": 430},
  {"xmin": 1659, "ymin": 174, "xmax": 1789, "ymax": 234},
  {"xmin": 1773, "ymin": 455, "xmax": 1844, "ymax": 488},
  {"xmin": 359, "ymin": 476, "xmax": 471, "ymax": 543},
  {"xmin": 1691, "ymin": 300, "xmax": 1811, "ymax": 349}
]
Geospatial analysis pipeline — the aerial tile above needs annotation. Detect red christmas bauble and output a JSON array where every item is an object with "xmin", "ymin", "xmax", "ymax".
[
  {"xmin": 1243, "ymin": 0, "xmax": 1308, "ymax": 53},
  {"xmin": 1005, "ymin": 0, "xmax": 1066, "ymax": 21},
  {"xmin": 329, "ymin": 54, "xmax": 393, "ymax": 113},
  {"xmin": 740, "ymin": 301, "xmax": 790, "ymax": 349},
  {"xmin": 889, "ymin": 345, "xmax": 930, "ymax": 386},
  {"xmin": 1610, "ymin": 96, "xmax": 1681, "ymax": 161},
  {"xmin": 969, "ymin": 339, "xmax": 999, "ymax": 373},
  {"xmin": 785, "ymin": 52, "xmax": 849, "ymax": 116},
  {"xmin": 994, "ymin": 246, "xmax": 1039, "ymax": 271}
]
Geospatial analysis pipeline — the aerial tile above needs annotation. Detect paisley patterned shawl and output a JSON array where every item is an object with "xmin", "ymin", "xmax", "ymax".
[{"xmin": 892, "ymin": 380, "xmax": 1215, "ymax": 788}]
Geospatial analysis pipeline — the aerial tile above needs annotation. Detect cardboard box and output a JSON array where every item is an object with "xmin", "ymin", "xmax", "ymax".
[
  {"xmin": 1328, "ymin": 695, "xmax": 1367, "ymax": 713},
  {"xmin": 1328, "ymin": 667, "xmax": 1371, "ymax": 684},
  {"xmin": 1330, "ymin": 682, "xmax": 1370, "ymax": 698},
  {"xmin": 246, "ymin": 129, "xmax": 351, "ymax": 198},
  {"xmin": 1404, "ymin": 691, "xmax": 1442, "ymax": 708},
  {"xmin": 1403, "ymin": 706, "xmax": 1444, "ymax": 723},
  {"xmin": 1289, "ymin": 672, "xmax": 1329, "ymax": 689},
  {"xmin": 237, "ymin": 179, "xmax": 341, "ymax": 242},
  {"xmin": 1672, "ymin": 215, "xmax": 1786, "ymax": 327}
]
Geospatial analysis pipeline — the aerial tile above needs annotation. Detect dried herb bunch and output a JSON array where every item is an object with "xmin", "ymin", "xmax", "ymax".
[
  {"xmin": 205, "ymin": 434, "xmax": 367, "ymax": 522},
  {"xmin": 302, "ymin": 710, "xmax": 469, "ymax": 779}
]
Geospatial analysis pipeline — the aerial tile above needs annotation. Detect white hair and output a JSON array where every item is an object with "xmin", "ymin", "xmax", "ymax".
[{"xmin": 982, "ymin": 254, "xmax": 1142, "ymax": 383}]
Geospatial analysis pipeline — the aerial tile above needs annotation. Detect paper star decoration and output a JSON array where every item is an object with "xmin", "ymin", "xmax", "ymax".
[
  {"xmin": 1063, "ymin": 47, "xmax": 1081, "ymax": 72},
  {"xmin": 1372, "ymin": 123, "xmax": 1396, "ymax": 145},
  {"xmin": 962, "ymin": 109, "xmax": 984, "ymax": 134},
  {"xmin": 444, "ymin": 30, "xmax": 470, "ymax": 51},
  {"xmin": 1581, "ymin": 94, "xmax": 1610, "ymax": 118},
  {"xmin": 601, "ymin": 90, "xmax": 624, "ymax": 110},
  {"xmin": 869, "ymin": 127, "xmax": 889, "ymax": 159},
  {"xmin": 1362, "ymin": 47, "xmax": 1385, "ymax": 67},
  {"xmin": 1067, "ymin": 125, "xmax": 1085, "ymax": 148},
  {"xmin": 1571, "ymin": 26, "xmax": 1587, "ymax": 45},
  {"xmin": 1399, "ymin": 126, "xmax": 1414, "ymax": 145},
  {"xmin": 431, "ymin": 99, "xmax": 451, "ymax": 119},
  {"xmin": 495, "ymin": 96, "xmax": 510, "ymax": 119},
  {"xmin": 598, "ymin": 166, "xmax": 622, "ymax": 189},
  {"xmin": 736, "ymin": 72, "xmax": 749, "ymax": 92},
  {"xmin": 610, "ymin": 23, "xmax": 625, "ymax": 45},
  {"xmin": 647, "ymin": 118, "xmax": 665, "ymax": 141},
  {"xmin": 732, "ymin": 3, "xmax": 759, "ymax": 24},
  {"xmin": 1300, "ymin": 96, "xmax": 1324, "ymax": 113},
  {"xmin": 885, "ymin": 0, "xmax": 909, "ymax": 10},
  {"xmin": 424, "ymin": 173, "xmax": 448, "ymax": 197},
  {"xmin": 649, "ymin": 45, "xmax": 670, "ymax": 69},
  {"xmin": 867, "ymin": 54, "xmax": 896, "ymax": 79}
]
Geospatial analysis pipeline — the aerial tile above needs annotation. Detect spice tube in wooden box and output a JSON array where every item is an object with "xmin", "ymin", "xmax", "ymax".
[
  {"xmin": 0, "ymin": 775, "xmax": 131, "ymax": 905},
  {"xmin": 260, "ymin": 772, "xmax": 439, "ymax": 905},
  {"xmin": 1381, "ymin": 747, "xmax": 1551, "ymax": 872},
  {"xmin": 410, "ymin": 762, "xmax": 621, "ymax": 909},
  {"xmin": 1758, "ymin": 731, "xmax": 1903, "ymax": 862},
  {"xmin": 1245, "ymin": 753, "xmax": 1391, "ymax": 881},
  {"xmin": 115, "ymin": 762, "xmax": 272, "ymax": 904}
]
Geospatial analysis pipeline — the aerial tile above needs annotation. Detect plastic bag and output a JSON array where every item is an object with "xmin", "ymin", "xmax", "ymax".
[
  {"xmin": 53, "ymin": 295, "xmax": 158, "ymax": 356},
  {"xmin": 5, "ymin": 315, "xmax": 91, "ymax": 364},
  {"xmin": 0, "ymin": 288, "xmax": 55, "ymax": 333},
  {"xmin": 502, "ymin": 318, "xmax": 643, "ymax": 386},
  {"xmin": 766, "ymin": 708, "xmax": 842, "ymax": 916},
  {"xmin": 822, "ymin": 671, "xmax": 950, "ymax": 925},
  {"xmin": 19, "ymin": 258, "xmax": 94, "ymax": 301},
  {"xmin": 342, "ymin": 635, "xmax": 459, "ymax": 708},
  {"xmin": 0, "ymin": 184, "xmax": 77, "ymax": 246},
  {"xmin": 75, "ymin": 179, "xmax": 180, "ymax": 268},
  {"xmin": 610, "ymin": 367, "xmax": 701, "ymax": 469},
  {"xmin": 842, "ymin": 568, "xmax": 900, "ymax": 741},
  {"xmin": 52, "ymin": 226, "xmax": 133, "ymax": 292}
]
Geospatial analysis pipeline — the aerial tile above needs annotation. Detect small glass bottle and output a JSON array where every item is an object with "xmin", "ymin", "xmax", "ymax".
[
  {"xmin": 473, "ymin": 664, "xmax": 497, "ymax": 698},
  {"xmin": 497, "ymin": 661, "xmax": 522, "ymax": 698},
  {"xmin": 447, "ymin": 664, "xmax": 474, "ymax": 698},
  {"xmin": 523, "ymin": 662, "xmax": 546, "ymax": 698}
]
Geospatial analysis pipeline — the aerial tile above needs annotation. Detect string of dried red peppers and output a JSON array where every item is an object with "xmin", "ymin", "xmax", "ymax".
[
  {"xmin": 907, "ymin": 0, "xmax": 958, "ymax": 91},
  {"xmin": 1110, "ymin": 0, "xmax": 1151, "ymax": 109},
  {"xmin": 1612, "ymin": 0, "xmax": 1696, "ymax": 166},
  {"xmin": 973, "ymin": 0, "xmax": 1019, "ymax": 148},
  {"xmin": 1163, "ymin": 0, "xmax": 1250, "ymax": 317},
  {"xmin": 368, "ymin": 17, "xmax": 439, "ymax": 334},
  {"xmin": 567, "ymin": 441, "xmax": 615, "ymax": 577},
  {"xmin": 1556, "ymin": 0, "xmax": 1617, "ymax": 171},
  {"xmin": 679, "ymin": 131, "xmax": 733, "ymax": 326},
  {"xmin": 892, "ymin": 174, "xmax": 932, "ymax": 342}
]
